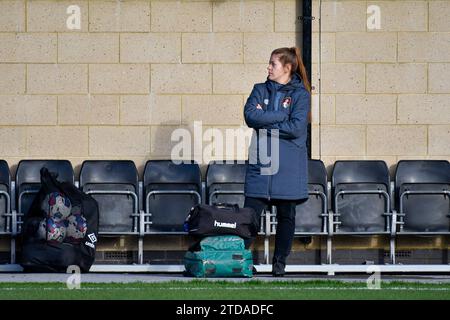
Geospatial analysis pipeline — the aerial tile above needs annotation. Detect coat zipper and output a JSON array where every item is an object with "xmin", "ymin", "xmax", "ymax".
[
  {"xmin": 265, "ymin": 83, "xmax": 282, "ymax": 201},
  {"xmin": 267, "ymin": 129, "xmax": 272, "ymax": 201},
  {"xmin": 267, "ymin": 89, "xmax": 275, "ymax": 201}
]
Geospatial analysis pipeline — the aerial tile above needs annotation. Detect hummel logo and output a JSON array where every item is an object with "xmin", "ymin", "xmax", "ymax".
[
  {"xmin": 214, "ymin": 220, "xmax": 237, "ymax": 229},
  {"xmin": 88, "ymin": 233, "xmax": 97, "ymax": 243},
  {"xmin": 85, "ymin": 241, "xmax": 95, "ymax": 249}
]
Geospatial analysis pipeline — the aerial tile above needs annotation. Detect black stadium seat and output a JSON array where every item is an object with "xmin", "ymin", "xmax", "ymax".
[
  {"xmin": 0, "ymin": 160, "xmax": 14, "ymax": 264},
  {"xmin": 295, "ymin": 159, "xmax": 328, "ymax": 235},
  {"xmin": 143, "ymin": 160, "xmax": 201, "ymax": 233},
  {"xmin": 79, "ymin": 160, "xmax": 139, "ymax": 235},
  {"xmin": 394, "ymin": 160, "xmax": 450, "ymax": 234},
  {"xmin": 330, "ymin": 160, "xmax": 394, "ymax": 264},
  {"xmin": 15, "ymin": 160, "xmax": 74, "ymax": 230},
  {"xmin": 331, "ymin": 160, "xmax": 391, "ymax": 234},
  {"xmin": 79, "ymin": 160, "xmax": 142, "ymax": 264},
  {"xmin": 205, "ymin": 160, "xmax": 246, "ymax": 207},
  {"xmin": 0, "ymin": 160, "xmax": 11, "ymax": 235}
]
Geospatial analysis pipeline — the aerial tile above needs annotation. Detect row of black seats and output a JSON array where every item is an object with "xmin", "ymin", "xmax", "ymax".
[
  {"xmin": 0, "ymin": 160, "xmax": 202, "ymax": 235},
  {"xmin": 1, "ymin": 158, "xmax": 448, "ymax": 235},
  {"xmin": 0, "ymin": 159, "xmax": 449, "ymax": 265}
]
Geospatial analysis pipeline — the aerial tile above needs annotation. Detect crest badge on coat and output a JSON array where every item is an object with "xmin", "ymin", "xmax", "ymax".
[{"xmin": 282, "ymin": 97, "xmax": 291, "ymax": 108}]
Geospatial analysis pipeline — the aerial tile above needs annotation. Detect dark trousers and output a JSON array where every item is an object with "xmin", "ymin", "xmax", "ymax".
[{"xmin": 244, "ymin": 196, "xmax": 307, "ymax": 265}]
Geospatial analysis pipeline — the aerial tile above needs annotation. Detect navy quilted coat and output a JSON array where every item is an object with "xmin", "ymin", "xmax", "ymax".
[{"xmin": 244, "ymin": 73, "xmax": 310, "ymax": 200}]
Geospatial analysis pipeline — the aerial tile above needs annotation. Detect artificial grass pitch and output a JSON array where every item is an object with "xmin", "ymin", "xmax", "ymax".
[{"xmin": 0, "ymin": 280, "xmax": 450, "ymax": 300}]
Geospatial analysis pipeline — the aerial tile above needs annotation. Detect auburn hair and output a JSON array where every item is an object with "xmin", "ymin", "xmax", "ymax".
[{"xmin": 271, "ymin": 47, "xmax": 311, "ymax": 93}]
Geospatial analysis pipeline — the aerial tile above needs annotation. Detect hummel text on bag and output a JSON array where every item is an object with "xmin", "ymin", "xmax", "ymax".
[{"xmin": 214, "ymin": 220, "xmax": 237, "ymax": 229}]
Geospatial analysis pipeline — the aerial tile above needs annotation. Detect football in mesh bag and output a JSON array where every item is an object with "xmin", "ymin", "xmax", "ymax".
[
  {"xmin": 40, "ymin": 194, "xmax": 50, "ymax": 216},
  {"xmin": 70, "ymin": 204, "xmax": 82, "ymax": 216},
  {"xmin": 65, "ymin": 214, "xmax": 87, "ymax": 243},
  {"xmin": 36, "ymin": 218, "xmax": 47, "ymax": 240},
  {"xmin": 46, "ymin": 217, "xmax": 66, "ymax": 243},
  {"xmin": 48, "ymin": 192, "xmax": 72, "ymax": 221}
]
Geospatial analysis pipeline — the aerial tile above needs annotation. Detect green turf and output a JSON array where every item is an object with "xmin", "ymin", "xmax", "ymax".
[{"xmin": 1, "ymin": 280, "xmax": 450, "ymax": 300}]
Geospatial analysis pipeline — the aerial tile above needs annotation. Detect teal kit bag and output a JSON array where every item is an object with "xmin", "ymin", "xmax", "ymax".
[{"xmin": 184, "ymin": 235, "xmax": 253, "ymax": 278}]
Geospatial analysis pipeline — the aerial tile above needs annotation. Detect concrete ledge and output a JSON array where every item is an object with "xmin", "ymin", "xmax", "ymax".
[{"xmin": 1, "ymin": 264, "xmax": 450, "ymax": 275}]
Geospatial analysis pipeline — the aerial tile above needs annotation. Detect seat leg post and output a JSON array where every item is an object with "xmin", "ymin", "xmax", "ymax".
[
  {"xmin": 11, "ymin": 210, "xmax": 17, "ymax": 264},
  {"xmin": 138, "ymin": 237, "xmax": 143, "ymax": 265},
  {"xmin": 390, "ymin": 237, "xmax": 396, "ymax": 265},
  {"xmin": 264, "ymin": 208, "xmax": 272, "ymax": 265},
  {"xmin": 327, "ymin": 236, "xmax": 332, "ymax": 265},
  {"xmin": 264, "ymin": 236, "xmax": 269, "ymax": 265},
  {"xmin": 10, "ymin": 238, "xmax": 15, "ymax": 264}
]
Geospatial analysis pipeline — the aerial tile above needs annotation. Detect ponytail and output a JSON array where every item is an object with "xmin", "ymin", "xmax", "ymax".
[
  {"xmin": 271, "ymin": 47, "xmax": 311, "ymax": 93},
  {"xmin": 292, "ymin": 47, "xmax": 311, "ymax": 93}
]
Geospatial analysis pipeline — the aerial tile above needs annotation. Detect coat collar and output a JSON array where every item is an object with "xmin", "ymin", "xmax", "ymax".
[{"xmin": 265, "ymin": 73, "xmax": 304, "ymax": 92}]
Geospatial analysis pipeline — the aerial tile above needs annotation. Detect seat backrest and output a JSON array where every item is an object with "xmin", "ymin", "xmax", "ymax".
[
  {"xmin": 206, "ymin": 160, "xmax": 246, "ymax": 207},
  {"xmin": 395, "ymin": 160, "xmax": 450, "ymax": 202},
  {"xmin": 79, "ymin": 160, "xmax": 139, "ymax": 233},
  {"xmin": 308, "ymin": 159, "xmax": 328, "ymax": 190},
  {"xmin": 144, "ymin": 160, "xmax": 201, "ymax": 232},
  {"xmin": 295, "ymin": 159, "xmax": 328, "ymax": 234},
  {"xmin": 395, "ymin": 160, "xmax": 450, "ymax": 232},
  {"xmin": 15, "ymin": 160, "xmax": 74, "ymax": 216},
  {"xmin": 0, "ymin": 160, "xmax": 11, "ymax": 233},
  {"xmin": 331, "ymin": 160, "xmax": 390, "ymax": 233},
  {"xmin": 332, "ymin": 160, "xmax": 390, "ymax": 190}
]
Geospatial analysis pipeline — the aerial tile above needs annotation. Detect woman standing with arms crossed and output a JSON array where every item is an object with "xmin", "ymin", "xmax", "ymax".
[{"xmin": 243, "ymin": 47, "xmax": 311, "ymax": 277}]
